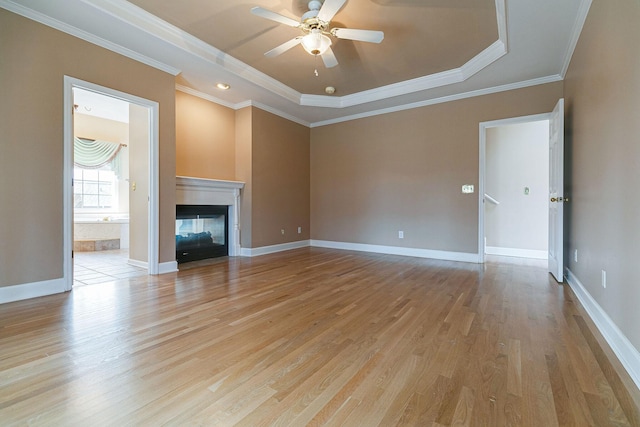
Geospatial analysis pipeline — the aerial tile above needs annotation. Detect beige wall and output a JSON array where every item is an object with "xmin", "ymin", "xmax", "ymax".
[
  {"xmin": 0, "ymin": 9, "xmax": 176, "ymax": 287},
  {"xmin": 251, "ymin": 108, "xmax": 310, "ymax": 248},
  {"xmin": 235, "ymin": 107, "xmax": 253, "ymax": 248},
  {"xmin": 175, "ymin": 101, "xmax": 310, "ymax": 250},
  {"xmin": 311, "ymin": 82, "xmax": 563, "ymax": 253},
  {"xmin": 74, "ymin": 113, "xmax": 128, "ymax": 143},
  {"xmin": 176, "ymin": 91, "xmax": 235, "ymax": 180},
  {"xmin": 564, "ymin": 0, "xmax": 640, "ymax": 350}
]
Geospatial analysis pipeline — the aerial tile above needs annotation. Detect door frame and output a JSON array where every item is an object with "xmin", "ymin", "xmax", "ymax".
[
  {"xmin": 63, "ymin": 76, "xmax": 160, "ymax": 290},
  {"xmin": 477, "ymin": 112, "xmax": 551, "ymax": 263}
]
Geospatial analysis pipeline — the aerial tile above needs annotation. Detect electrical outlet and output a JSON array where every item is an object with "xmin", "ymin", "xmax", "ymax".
[
  {"xmin": 281, "ymin": 229, "xmax": 285, "ymax": 235},
  {"xmin": 602, "ymin": 270, "xmax": 607, "ymax": 289},
  {"xmin": 574, "ymin": 249, "xmax": 578, "ymax": 263},
  {"xmin": 462, "ymin": 184, "xmax": 474, "ymax": 194},
  {"xmin": 398, "ymin": 230, "xmax": 404, "ymax": 239},
  {"xmin": 298, "ymin": 226, "xmax": 302, "ymax": 234}
]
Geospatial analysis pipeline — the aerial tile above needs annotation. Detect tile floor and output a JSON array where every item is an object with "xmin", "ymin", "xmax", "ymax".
[{"xmin": 74, "ymin": 249, "xmax": 147, "ymax": 287}]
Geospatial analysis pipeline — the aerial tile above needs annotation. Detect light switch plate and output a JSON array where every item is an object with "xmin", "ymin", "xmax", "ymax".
[{"xmin": 462, "ymin": 185, "xmax": 474, "ymax": 194}]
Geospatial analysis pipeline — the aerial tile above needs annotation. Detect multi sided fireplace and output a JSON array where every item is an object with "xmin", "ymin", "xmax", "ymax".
[{"xmin": 175, "ymin": 204, "xmax": 228, "ymax": 263}]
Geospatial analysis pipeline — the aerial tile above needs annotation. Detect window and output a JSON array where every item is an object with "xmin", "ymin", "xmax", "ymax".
[{"xmin": 74, "ymin": 167, "xmax": 117, "ymax": 210}]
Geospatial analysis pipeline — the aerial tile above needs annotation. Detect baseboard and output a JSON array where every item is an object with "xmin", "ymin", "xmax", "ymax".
[
  {"xmin": 240, "ymin": 240, "xmax": 310, "ymax": 257},
  {"xmin": 565, "ymin": 268, "xmax": 640, "ymax": 391},
  {"xmin": 485, "ymin": 246, "xmax": 548, "ymax": 259},
  {"xmin": 128, "ymin": 259, "xmax": 148, "ymax": 269},
  {"xmin": 158, "ymin": 261, "xmax": 178, "ymax": 274},
  {"xmin": 311, "ymin": 240, "xmax": 480, "ymax": 263},
  {"xmin": 0, "ymin": 277, "xmax": 67, "ymax": 304}
]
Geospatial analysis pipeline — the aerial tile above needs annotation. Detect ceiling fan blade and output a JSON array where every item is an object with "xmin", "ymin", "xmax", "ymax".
[
  {"xmin": 332, "ymin": 28, "xmax": 384, "ymax": 43},
  {"xmin": 250, "ymin": 7, "xmax": 300, "ymax": 27},
  {"xmin": 321, "ymin": 46, "xmax": 338, "ymax": 68},
  {"xmin": 264, "ymin": 37, "xmax": 303, "ymax": 57},
  {"xmin": 317, "ymin": 0, "xmax": 347, "ymax": 22}
]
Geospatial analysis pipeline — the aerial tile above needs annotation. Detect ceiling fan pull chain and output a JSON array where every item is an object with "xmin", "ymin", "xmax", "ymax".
[{"xmin": 314, "ymin": 54, "xmax": 319, "ymax": 77}]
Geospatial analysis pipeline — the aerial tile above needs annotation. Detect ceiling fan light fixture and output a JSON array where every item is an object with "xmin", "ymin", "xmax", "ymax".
[{"xmin": 301, "ymin": 29, "xmax": 331, "ymax": 56}]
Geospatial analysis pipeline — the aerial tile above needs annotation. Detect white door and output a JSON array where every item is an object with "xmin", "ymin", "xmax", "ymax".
[{"xmin": 548, "ymin": 98, "xmax": 564, "ymax": 282}]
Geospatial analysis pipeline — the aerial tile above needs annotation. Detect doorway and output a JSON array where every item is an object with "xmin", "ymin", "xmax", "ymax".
[
  {"xmin": 63, "ymin": 77, "xmax": 160, "ymax": 291},
  {"xmin": 72, "ymin": 88, "xmax": 147, "ymax": 285},
  {"xmin": 478, "ymin": 113, "xmax": 552, "ymax": 263}
]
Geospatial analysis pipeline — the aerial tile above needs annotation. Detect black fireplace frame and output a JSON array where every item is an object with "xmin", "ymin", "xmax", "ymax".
[{"xmin": 176, "ymin": 204, "xmax": 228, "ymax": 264}]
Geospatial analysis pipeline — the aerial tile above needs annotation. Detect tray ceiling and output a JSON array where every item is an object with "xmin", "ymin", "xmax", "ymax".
[{"xmin": 1, "ymin": 0, "xmax": 590, "ymax": 125}]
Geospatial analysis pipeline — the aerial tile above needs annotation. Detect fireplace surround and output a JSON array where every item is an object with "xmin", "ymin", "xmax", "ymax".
[{"xmin": 175, "ymin": 177, "xmax": 244, "ymax": 262}]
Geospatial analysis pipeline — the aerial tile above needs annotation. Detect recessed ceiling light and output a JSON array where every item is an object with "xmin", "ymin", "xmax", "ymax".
[{"xmin": 216, "ymin": 83, "xmax": 230, "ymax": 90}]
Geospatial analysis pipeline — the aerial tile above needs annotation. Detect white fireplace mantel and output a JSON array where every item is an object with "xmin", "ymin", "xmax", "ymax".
[{"xmin": 176, "ymin": 176, "xmax": 244, "ymax": 257}]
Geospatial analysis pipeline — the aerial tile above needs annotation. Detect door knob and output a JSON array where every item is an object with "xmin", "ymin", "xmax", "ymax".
[{"xmin": 550, "ymin": 197, "xmax": 569, "ymax": 203}]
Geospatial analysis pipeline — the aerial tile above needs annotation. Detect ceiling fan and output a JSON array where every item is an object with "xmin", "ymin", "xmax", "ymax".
[{"xmin": 251, "ymin": 0, "xmax": 384, "ymax": 68}]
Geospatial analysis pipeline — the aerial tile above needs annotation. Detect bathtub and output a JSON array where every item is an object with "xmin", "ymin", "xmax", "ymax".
[{"xmin": 74, "ymin": 216, "xmax": 130, "ymax": 249}]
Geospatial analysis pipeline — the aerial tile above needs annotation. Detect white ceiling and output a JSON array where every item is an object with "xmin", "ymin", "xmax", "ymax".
[
  {"xmin": 74, "ymin": 88, "xmax": 130, "ymax": 124},
  {"xmin": 1, "ymin": 0, "xmax": 590, "ymax": 127}
]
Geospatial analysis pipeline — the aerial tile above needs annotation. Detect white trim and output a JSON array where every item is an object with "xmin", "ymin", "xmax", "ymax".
[
  {"xmin": 478, "ymin": 112, "xmax": 552, "ymax": 264},
  {"xmin": 311, "ymin": 75, "xmax": 562, "ymax": 128},
  {"xmin": 240, "ymin": 240, "xmax": 310, "ymax": 257},
  {"xmin": 81, "ymin": 0, "xmax": 507, "ymax": 109},
  {"xmin": 485, "ymin": 246, "xmax": 548, "ymax": 260},
  {"xmin": 4, "ymin": 0, "xmax": 510, "ymax": 111},
  {"xmin": 175, "ymin": 84, "xmax": 236, "ymax": 110},
  {"xmin": 0, "ymin": 0, "xmax": 180, "ymax": 76},
  {"xmin": 176, "ymin": 85, "xmax": 312, "ymax": 128},
  {"xmin": 147, "ymin": 94, "xmax": 160, "ymax": 275},
  {"xmin": 0, "ymin": 278, "xmax": 67, "ymax": 304},
  {"xmin": 63, "ymin": 78, "xmax": 74, "ymax": 291},
  {"xmin": 128, "ymin": 259, "xmax": 148, "ymax": 269},
  {"xmin": 64, "ymin": 77, "xmax": 160, "ymax": 287},
  {"xmin": 565, "ymin": 269, "xmax": 640, "ymax": 391},
  {"xmin": 560, "ymin": 0, "xmax": 593, "ymax": 77},
  {"xmin": 158, "ymin": 261, "xmax": 178, "ymax": 274},
  {"xmin": 80, "ymin": 0, "xmax": 300, "ymax": 105},
  {"xmin": 175, "ymin": 176, "xmax": 245, "ymax": 257},
  {"xmin": 311, "ymin": 240, "xmax": 480, "ymax": 263},
  {"xmin": 244, "ymin": 101, "xmax": 311, "ymax": 128}
]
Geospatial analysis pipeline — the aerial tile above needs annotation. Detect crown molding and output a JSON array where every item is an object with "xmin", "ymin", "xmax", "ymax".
[
  {"xmin": 178, "ymin": 75, "xmax": 562, "ymax": 129},
  {"xmin": 65, "ymin": 0, "xmax": 507, "ymax": 110},
  {"xmin": 0, "ymin": 0, "xmax": 180, "ymax": 76},
  {"xmin": 80, "ymin": 0, "xmax": 302, "ymax": 104},
  {"xmin": 240, "ymin": 101, "xmax": 311, "ymax": 127},
  {"xmin": 175, "ymin": 84, "xmax": 236, "ymax": 109},
  {"xmin": 176, "ymin": 85, "xmax": 310, "ymax": 127},
  {"xmin": 310, "ymin": 75, "xmax": 563, "ymax": 128},
  {"xmin": 560, "ymin": 0, "xmax": 592, "ymax": 77},
  {"xmin": 302, "ymin": 0, "xmax": 507, "ymax": 108}
]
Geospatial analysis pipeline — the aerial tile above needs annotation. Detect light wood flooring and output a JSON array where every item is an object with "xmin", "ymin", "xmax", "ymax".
[{"xmin": 1, "ymin": 248, "xmax": 639, "ymax": 426}]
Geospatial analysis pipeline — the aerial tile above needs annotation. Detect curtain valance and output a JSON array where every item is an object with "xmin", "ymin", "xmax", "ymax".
[{"xmin": 74, "ymin": 137, "xmax": 124, "ymax": 177}]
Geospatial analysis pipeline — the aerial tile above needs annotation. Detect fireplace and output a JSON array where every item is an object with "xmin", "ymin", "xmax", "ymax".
[{"xmin": 175, "ymin": 205, "xmax": 228, "ymax": 263}]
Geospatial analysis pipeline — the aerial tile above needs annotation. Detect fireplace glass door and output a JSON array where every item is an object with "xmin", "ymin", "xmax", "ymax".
[{"xmin": 176, "ymin": 205, "xmax": 228, "ymax": 263}]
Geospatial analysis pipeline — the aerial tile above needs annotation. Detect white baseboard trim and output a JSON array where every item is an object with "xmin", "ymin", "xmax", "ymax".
[
  {"xmin": 128, "ymin": 259, "xmax": 148, "ymax": 269},
  {"xmin": 240, "ymin": 240, "xmax": 311, "ymax": 257},
  {"xmin": 0, "ymin": 278, "xmax": 67, "ymax": 304},
  {"xmin": 485, "ymin": 246, "xmax": 548, "ymax": 260},
  {"xmin": 158, "ymin": 261, "xmax": 178, "ymax": 274},
  {"xmin": 311, "ymin": 240, "xmax": 480, "ymax": 263},
  {"xmin": 565, "ymin": 268, "xmax": 640, "ymax": 391}
]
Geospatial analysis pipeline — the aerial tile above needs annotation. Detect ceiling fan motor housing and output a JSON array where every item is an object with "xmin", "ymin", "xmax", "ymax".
[{"xmin": 302, "ymin": 0, "xmax": 323, "ymax": 24}]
